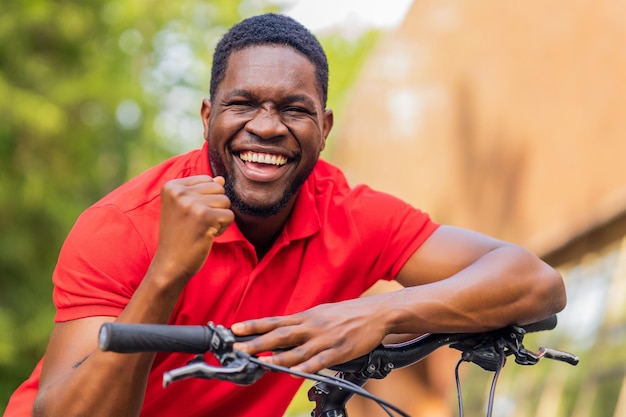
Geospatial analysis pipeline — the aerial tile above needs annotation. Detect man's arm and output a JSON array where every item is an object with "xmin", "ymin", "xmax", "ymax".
[
  {"xmin": 33, "ymin": 176, "xmax": 233, "ymax": 417},
  {"xmin": 232, "ymin": 225, "xmax": 566, "ymax": 373},
  {"xmin": 388, "ymin": 225, "xmax": 565, "ymax": 331}
]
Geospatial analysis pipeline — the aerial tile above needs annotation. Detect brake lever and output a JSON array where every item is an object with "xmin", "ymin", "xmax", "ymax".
[
  {"xmin": 451, "ymin": 324, "xmax": 579, "ymax": 371},
  {"xmin": 162, "ymin": 322, "xmax": 268, "ymax": 387},
  {"xmin": 499, "ymin": 326, "xmax": 579, "ymax": 367},
  {"xmin": 534, "ymin": 347, "xmax": 579, "ymax": 365},
  {"xmin": 163, "ymin": 354, "xmax": 266, "ymax": 387},
  {"xmin": 163, "ymin": 355, "xmax": 245, "ymax": 386}
]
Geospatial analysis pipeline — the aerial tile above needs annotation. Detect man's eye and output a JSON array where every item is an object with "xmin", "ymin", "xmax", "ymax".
[
  {"xmin": 231, "ymin": 101, "xmax": 254, "ymax": 107},
  {"xmin": 284, "ymin": 107, "xmax": 309, "ymax": 114}
]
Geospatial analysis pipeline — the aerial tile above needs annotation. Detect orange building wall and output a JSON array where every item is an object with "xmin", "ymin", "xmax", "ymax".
[{"xmin": 330, "ymin": 0, "xmax": 626, "ymax": 256}]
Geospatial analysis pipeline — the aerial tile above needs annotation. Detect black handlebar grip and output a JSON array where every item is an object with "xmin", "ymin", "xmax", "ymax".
[
  {"xmin": 99, "ymin": 323, "xmax": 213, "ymax": 353},
  {"xmin": 521, "ymin": 315, "xmax": 558, "ymax": 333}
]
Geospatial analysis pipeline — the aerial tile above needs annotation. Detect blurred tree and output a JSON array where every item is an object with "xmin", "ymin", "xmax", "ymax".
[
  {"xmin": 0, "ymin": 0, "xmax": 380, "ymax": 411},
  {"xmin": 0, "ymin": 0, "xmax": 274, "ymax": 407}
]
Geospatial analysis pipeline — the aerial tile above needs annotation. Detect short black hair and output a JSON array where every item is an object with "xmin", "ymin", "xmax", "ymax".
[{"xmin": 210, "ymin": 13, "xmax": 329, "ymax": 107}]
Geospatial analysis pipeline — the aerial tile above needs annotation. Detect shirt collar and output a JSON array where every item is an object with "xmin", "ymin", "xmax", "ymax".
[{"xmin": 282, "ymin": 176, "xmax": 321, "ymax": 242}]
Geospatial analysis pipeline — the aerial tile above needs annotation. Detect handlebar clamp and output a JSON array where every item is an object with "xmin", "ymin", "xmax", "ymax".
[{"xmin": 207, "ymin": 322, "xmax": 238, "ymax": 364}]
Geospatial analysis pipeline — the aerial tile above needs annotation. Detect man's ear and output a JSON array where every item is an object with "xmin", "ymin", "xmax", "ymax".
[
  {"xmin": 320, "ymin": 108, "xmax": 334, "ymax": 152},
  {"xmin": 201, "ymin": 98, "xmax": 211, "ymax": 140}
]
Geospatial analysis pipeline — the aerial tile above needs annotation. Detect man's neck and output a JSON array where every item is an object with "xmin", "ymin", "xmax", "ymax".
[{"xmin": 234, "ymin": 205, "xmax": 293, "ymax": 261}]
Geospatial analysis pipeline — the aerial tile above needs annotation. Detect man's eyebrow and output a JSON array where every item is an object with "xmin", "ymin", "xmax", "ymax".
[
  {"xmin": 224, "ymin": 89, "xmax": 254, "ymax": 100},
  {"xmin": 282, "ymin": 94, "xmax": 316, "ymax": 108}
]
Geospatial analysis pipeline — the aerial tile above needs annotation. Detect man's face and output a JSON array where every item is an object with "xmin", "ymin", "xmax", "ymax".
[{"xmin": 203, "ymin": 45, "xmax": 333, "ymax": 217}]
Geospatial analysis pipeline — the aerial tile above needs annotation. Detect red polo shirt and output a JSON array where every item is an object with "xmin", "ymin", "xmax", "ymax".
[{"xmin": 5, "ymin": 142, "xmax": 438, "ymax": 417}]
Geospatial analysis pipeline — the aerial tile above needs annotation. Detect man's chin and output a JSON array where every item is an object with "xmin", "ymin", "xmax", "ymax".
[
  {"xmin": 226, "ymin": 187, "xmax": 292, "ymax": 218},
  {"xmin": 231, "ymin": 200, "xmax": 287, "ymax": 218}
]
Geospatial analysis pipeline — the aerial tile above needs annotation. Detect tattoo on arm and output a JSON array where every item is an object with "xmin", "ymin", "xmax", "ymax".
[{"xmin": 72, "ymin": 354, "xmax": 91, "ymax": 369}]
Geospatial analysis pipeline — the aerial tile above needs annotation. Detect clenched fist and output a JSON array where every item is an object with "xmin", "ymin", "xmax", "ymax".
[{"xmin": 150, "ymin": 175, "xmax": 234, "ymax": 286}]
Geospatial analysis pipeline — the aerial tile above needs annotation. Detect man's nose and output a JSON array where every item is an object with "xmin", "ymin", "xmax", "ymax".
[{"xmin": 245, "ymin": 107, "xmax": 288, "ymax": 139}]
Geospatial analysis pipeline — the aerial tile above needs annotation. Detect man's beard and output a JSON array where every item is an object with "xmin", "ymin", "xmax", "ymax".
[{"xmin": 209, "ymin": 149, "xmax": 315, "ymax": 218}]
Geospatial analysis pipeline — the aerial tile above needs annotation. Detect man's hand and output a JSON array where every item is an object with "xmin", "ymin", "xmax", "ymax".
[
  {"xmin": 150, "ymin": 175, "xmax": 234, "ymax": 285},
  {"xmin": 231, "ymin": 298, "xmax": 391, "ymax": 374}
]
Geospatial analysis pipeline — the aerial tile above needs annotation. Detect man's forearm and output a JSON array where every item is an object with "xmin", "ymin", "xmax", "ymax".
[
  {"xmin": 389, "ymin": 245, "xmax": 566, "ymax": 334},
  {"xmin": 33, "ymin": 271, "xmax": 186, "ymax": 417}
]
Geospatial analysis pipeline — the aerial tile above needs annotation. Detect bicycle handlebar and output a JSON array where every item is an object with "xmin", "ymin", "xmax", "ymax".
[
  {"xmin": 98, "ymin": 315, "xmax": 578, "ymax": 417},
  {"xmin": 99, "ymin": 314, "xmax": 576, "ymax": 372},
  {"xmin": 517, "ymin": 314, "xmax": 557, "ymax": 332},
  {"xmin": 98, "ymin": 315, "xmax": 555, "ymax": 354},
  {"xmin": 330, "ymin": 314, "xmax": 561, "ymax": 374}
]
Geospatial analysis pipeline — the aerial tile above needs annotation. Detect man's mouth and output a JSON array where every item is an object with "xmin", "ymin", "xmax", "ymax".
[{"xmin": 239, "ymin": 151, "xmax": 288, "ymax": 166}]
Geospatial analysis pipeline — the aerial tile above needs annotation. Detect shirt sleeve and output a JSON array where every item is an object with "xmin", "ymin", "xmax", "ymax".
[
  {"xmin": 52, "ymin": 204, "xmax": 151, "ymax": 322},
  {"xmin": 347, "ymin": 185, "xmax": 440, "ymax": 285}
]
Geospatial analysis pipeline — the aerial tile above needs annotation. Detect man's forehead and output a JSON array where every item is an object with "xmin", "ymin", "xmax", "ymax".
[
  {"xmin": 219, "ymin": 45, "xmax": 320, "ymax": 96},
  {"xmin": 227, "ymin": 44, "xmax": 312, "ymax": 67}
]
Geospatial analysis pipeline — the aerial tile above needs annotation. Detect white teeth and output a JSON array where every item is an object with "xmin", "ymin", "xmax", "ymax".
[{"xmin": 239, "ymin": 151, "xmax": 288, "ymax": 166}]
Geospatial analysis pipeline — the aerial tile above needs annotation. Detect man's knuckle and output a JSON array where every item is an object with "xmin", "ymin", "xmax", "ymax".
[
  {"xmin": 212, "ymin": 196, "xmax": 231, "ymax": 211},
  {"xmin": 291, "ymin": 346, "xmax": 309, "ymax": 360},
  {"xmin": 274, "ymin": 327, "xmax": 291, "ymax": 339}
]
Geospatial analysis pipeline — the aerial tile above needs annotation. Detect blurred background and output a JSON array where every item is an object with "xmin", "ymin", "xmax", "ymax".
[{"xmin": 1, "ymin": 1, "xmax": 625, "ymax": 416}]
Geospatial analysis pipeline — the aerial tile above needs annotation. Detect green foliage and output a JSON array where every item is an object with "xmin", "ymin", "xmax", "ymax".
[
  {"xmin": 323, "ymin": 30, "xmax": 380, "ymax": 114},
  {"xmin": 321, "ymin": 30, "xmax": 380, "ymax": 156},
  {"xmin": 0, "ymin": 0, "xmax": 380, "ymax": 412},
  {"xmin": 0, "ymin": 0, "xmax": 269, "ymax": 408}
]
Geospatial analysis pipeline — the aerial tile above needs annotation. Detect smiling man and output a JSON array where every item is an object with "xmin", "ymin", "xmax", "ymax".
[
  {"xmin": 4, "ymin": 13, "xmax": 566, "ymax": 417},
  {"xmin": 203, "ymin": 41, "xmax": 332, "ymax": 259}
]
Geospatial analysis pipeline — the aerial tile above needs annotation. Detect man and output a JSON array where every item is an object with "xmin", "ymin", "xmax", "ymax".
[{"xmin": 4, "ymin": 13, "xmax": 566, "ymax": 417}]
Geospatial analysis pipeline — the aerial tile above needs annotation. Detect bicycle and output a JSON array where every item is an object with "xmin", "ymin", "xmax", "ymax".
[{"xmin": 98, "ymin": 315, "xmax": 578, "ymax": 417}]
